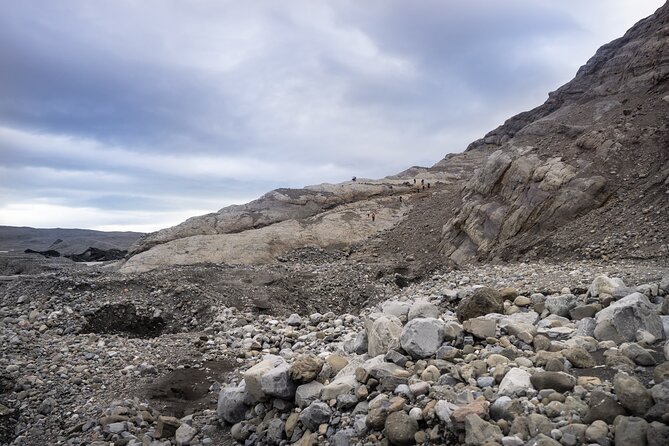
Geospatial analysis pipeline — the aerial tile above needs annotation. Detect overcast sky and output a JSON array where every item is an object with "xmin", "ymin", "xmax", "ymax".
[{"xmin": 0, "ymin": 0, "xmax": 664, "ymax": 232}]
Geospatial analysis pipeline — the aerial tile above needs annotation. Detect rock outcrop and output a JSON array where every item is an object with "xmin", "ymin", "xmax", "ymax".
[{"xmin": 440, "ymin": 3, "xmax": 669, "ymax": 262}]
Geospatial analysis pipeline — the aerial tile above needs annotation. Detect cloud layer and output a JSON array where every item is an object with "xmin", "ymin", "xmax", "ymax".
[{"xmin": 0, "ymin": 0, "xmax": 664, "ymax": 231}]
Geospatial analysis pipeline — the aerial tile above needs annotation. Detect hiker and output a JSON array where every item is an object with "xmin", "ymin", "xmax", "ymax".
[
  {"xmin": 427, "ymin": 182, "xmax": 431, "ymax": 189},
  {"xmin": 371, "ymin": 211, "xmax": 376, "ymax": 222},
  {"xmin": 422, "ymin": 185, "xmax": 425, "ymax": 190},
  {"xmin": 413, "ymin": 178, "xmax": 416, "ymax": 184},
  {"xmin": 399, "ymin": 196, "xmax": 402, "ymax": 203},
  {"xmin": 421, "ymin": 179, "xmax": 425, "ymax": 185}
]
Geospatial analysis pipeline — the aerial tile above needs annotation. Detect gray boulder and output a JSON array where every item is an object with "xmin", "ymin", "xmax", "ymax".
[
  {"xmin": 545, "ymin": 294, "xmax": 581, "ymax": 317},
  {"xmin": 299, "ymin": 401, "xmax": 332, "ymax": 431},
  {"xmin": 614, "ymin": 416, "xmax": 648, "ymax": 446},
  {"xmin": 594, "ymin": 293, "xmax": 664, "ymax": 343},
  {"xmin": 400, "ymin": 317, "xmax": 445, "ymax": 359},
  {"xmin": 613, "ymin": 372, "xmax": 653, "ymax": 416},
  {"xmin": 659, "ymin": 273, "xmax": 669, "ymax": 293},
  {"xmin": 242, "ymin": 355, "xmax": 284, "ymax": 401},
  {"xmin": 295, "ymin": 381, "xmax": 324, "ymax": 408},
  {"xmin": 261, "ymin": 362, "xmax": 296, "ymax": 400},
  {"xmin": 382, "ymin": 300, "xmax": 411, "ymax": 320},
  {"xmin": 465, "ymin": 413, "xmax": 503, "ymax": 445},
  {"xmin": 408, "ymin": 300, "xmax": 439, "ymax": 320},
  {"xmin": 368, "ymin": 363, "xmax": 412, "ymax": 392},
  {"xmin": 217, "ymin": 384, "xmax": 252, "ymax": 424},
  {"xmin": 366, "ymin": 314, "xmax": 403, "ymax": 357},
  {"xmin": 498, "ymin": 368, "xmax": 534, "ymax": 397},
  {"xmin": 384, "ymin": 411, "xmax": 418, "ymax": 446},
  {"xmin": 588, "ymin": 275, "xmax": 626, "ymax": 297}
]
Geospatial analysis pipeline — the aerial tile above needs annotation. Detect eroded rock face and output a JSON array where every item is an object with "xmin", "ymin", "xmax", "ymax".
[
  {"xmin": 441, "ymin": 150, "xmax": 610, "ymax": 263},
  {"xmin": 438, "ymin": 2, "xmax": 669, "ymax": 264}
]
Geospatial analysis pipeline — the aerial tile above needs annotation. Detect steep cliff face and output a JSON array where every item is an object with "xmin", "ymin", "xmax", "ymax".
[{"xmin": 440, "ymin": 2, "xmax": 669, "ymax": 263}]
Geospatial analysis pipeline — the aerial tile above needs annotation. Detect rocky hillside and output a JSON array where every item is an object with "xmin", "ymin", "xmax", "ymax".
[
  {"xmin": 123, "ymin": 3, "xmax": 669, "ymax": 274},
  {"xmin": 440, "ymin": 2, "xmax": 669, "ymax": 263},
  {"xmin": 120, "ymin": 156, "xmax": 487, "ymax": 273}
]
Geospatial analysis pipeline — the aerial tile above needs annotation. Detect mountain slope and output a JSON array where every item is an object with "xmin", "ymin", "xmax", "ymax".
[
  {"xmin": 440, "ymin": 2, "xmax": 669, "ymax": 262},
  {"xmin": 122, "ymin": 3, "xmax": 669, "ymax": 273}
]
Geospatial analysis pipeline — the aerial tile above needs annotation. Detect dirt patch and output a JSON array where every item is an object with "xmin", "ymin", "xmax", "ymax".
[
  {"xmin": 145, "ymin": 359, "xmax": 236, "ymax": 418},
  {"xmin": 80, "ymin": 303, "xmax": 166, "ymax": 338},
  {"xmin": 570, "ymin": 348, "xmax": 664, "ymax": 387}
]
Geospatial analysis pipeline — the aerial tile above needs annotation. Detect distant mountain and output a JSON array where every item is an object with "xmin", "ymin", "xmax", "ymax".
[{"xmin": 0, "ymin": 226, "xmax": 144, "ymax": 255}]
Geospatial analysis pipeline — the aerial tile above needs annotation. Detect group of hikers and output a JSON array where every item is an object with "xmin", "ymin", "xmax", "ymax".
[{"xmin": 366, "ymin": 177, "xmax": 431, "ymax": 222}]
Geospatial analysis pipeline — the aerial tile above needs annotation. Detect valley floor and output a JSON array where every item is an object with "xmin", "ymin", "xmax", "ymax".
[{"xmin": 0, "ymin": 253, "xmax": 667, "ymax": 445}]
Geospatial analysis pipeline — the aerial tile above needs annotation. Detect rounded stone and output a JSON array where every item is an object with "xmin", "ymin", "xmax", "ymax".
[{"xmin": 384, "ymin": 410, "xmax": 418, "ymax": 446}]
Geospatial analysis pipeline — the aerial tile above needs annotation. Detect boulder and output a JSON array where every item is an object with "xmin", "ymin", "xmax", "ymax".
[
  {"xmin": 175, "ymin": 424, "xmax": 197, "ymax": 446},
  {"xmin": 408, "ymin": 300, "xmax": 439, "ymax": 320},
  {"xmin": 545, "ymin": 294, "xmax": 581, "ymax": 318},
  {"xmin": 648, "ymin": 381, "xmax": 669, "ymax": 422},
  {"xmin": 530, "ymin": 372, "xmax": 576, "ymax": 392},
  {"xmin": 647, "ymin": 421, "xmax": 669, "ymax": 446},
  {"xmin": 217, "ymin": 384, "xmax": 252, "ymax": 424},
  {"xmin": 368, "ymin": 363, "xmax": 412, "ymax": 392},
  {"xmin": 382, "ymin": 301, "xmax": 412, "ymax": 321},
  {"xmin": 261, "ymin": 362, "xmax": 296, "ymax": 400},
  {"xmin": 286, "ymin": 313, "xmax": 302, "ymax": 326},
  {"xmin": 585, "ymin": 420, "xmax": 608, "ymax": 444},
  {"xmin": 456, "ymin": 287, "xmax": 503, "ymax": 322},
  {"xmin": 295, "ymin": 381, "xmax": 324, "ymax": 408},
  {"xmin": 659, "ymin": 273, "xmax": 669, "ymax": 293},
  {"xmin": 594, "ymin": 293, "xmax": 664, "ymax": 343},
  {"xmin": 563, "ymin": 347, "xmax": 596, "ymax": 368},
  {"xmin": 443, "ymin": 321, "xmax": 464, "ymax": 341},
  {"xmin": 243, "ymin": 355, "xmax": 284, "ymax": 401},
  {"xmin": 400, "ymin": 317, "xmax": 445, "ymax": 359},
  {"xmin": 621, "ymin": 343, "xmax": 657, "ymax": 366},
  {"xmin": 613, "ymin": 372, "xmax": 653, "ymax": 416},
  {"xmin": 366, "ymin": 315, "xmax": 403, "ymax": 357},
  {"xmin": 654, "ymin": 361, "xmax": 669, "ymax": 384},
  {"xmin": 464, "ymin": 413, "xmax": 503, "ymax": 445},
  {"xmin": 463, "ymin": 317, "xmax": 497, "ymax": 339},
  {"xmin": 299, "ymin": 401, "xmax": 332, "ymax": 431},
  {"xmin": 289, "ymin": 355, "xmax": 324, "ymax": 384},
  {"xmin": 266, "ymin": 418, "xmax": 285, "ymax": 445},
  {"xmin": 614, "ymin": 416, "xmax": 648, "ymax": 446},
  {"xmin": 155, "ymin": 416, "xmax": 180, "ymax": 439},
  {"xmin": 498, "ymin": 368, "xmax": 534, "ymax": 396},
  {"xmin": 588, "ymin": 275, "xmax": 626, "ymax": 297},
  {"xmin": 384, "ymin": 411, "xmax": 418, "ymax": 446}
]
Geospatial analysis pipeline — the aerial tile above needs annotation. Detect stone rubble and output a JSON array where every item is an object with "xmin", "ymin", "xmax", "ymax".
[
  {"xmin": 203, "ymin": 271, "xmax": 669, "ymax": 446},
  {"xmin": 1, "ymin": 261, "xmax": 668, "ymax": 445}
]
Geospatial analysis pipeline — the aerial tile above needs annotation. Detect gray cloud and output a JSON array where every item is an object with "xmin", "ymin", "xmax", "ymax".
[{"xmin": 0, "ymin": 0, "xmax": 664, "ymax": 230}]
